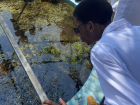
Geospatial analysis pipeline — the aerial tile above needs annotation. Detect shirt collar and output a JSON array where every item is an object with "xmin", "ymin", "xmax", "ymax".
[{"xmin": 102, "ymin": 18, "xmax": 131, "ymax": 37}]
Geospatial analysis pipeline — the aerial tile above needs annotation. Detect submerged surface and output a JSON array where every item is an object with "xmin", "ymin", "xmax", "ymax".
[{"xmin": 0, "ymin": 0, "xmax": 93, "ymax": 104}]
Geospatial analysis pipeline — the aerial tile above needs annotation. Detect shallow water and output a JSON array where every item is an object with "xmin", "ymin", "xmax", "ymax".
[{"xmin": 0, "ymin": 0, "xmax": 93, "ymax": 104}]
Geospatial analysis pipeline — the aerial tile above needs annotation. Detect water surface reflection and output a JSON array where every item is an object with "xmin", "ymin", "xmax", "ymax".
[{"xmin": 0, "ymin": 0, "xmax": 93, "ymax": 104}]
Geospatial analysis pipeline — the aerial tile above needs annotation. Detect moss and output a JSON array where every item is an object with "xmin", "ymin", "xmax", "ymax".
[
  {"xmin": 84, "ymin": 59, "xmax": 93, "ymax": 70},
  {"xmin": 42, "ymin": 46, "xmax": 61, "ymax": 57},
  {"xmin": 0, "ymin": 0, "xmax": 75, "ymax": 30}
]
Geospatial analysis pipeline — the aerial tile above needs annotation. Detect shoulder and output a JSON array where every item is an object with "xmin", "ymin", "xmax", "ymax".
[
  {"xmin": 91, "ymin": 42, "xmax": 115, "ymax": 56},
  {"xmin": 91, "ymin": 43, "xmax": 113, "ymax": 61},
  {"xmin": 90, "ymin": 42, "xmax": 122, "ymax": 67}
]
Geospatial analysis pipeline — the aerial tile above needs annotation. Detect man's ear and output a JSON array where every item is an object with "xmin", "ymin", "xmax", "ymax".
[{"xmin": 88, "ymin": 21, "xmax": 94, "ymax": 33}]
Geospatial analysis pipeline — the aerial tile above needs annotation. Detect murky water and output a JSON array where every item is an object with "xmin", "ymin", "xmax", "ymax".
[{"xmin": 0, "ymin": 0, "xmax": 93, "ymax": 104}]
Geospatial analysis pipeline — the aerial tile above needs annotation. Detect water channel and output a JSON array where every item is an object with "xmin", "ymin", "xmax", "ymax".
[{"xmin": 0, "ymin": 0, "xmax": 93, "ymax": 104}]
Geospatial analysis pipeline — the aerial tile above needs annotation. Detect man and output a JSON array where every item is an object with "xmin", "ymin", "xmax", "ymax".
[{"xmin": 42, "ymin": 0, "xmax": 140, "ymax": 104}]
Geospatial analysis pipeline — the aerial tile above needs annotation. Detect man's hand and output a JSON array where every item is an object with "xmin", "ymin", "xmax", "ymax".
[{"xmin": 42, "ymin": 98, "xmax": 66, "ymax": 105}]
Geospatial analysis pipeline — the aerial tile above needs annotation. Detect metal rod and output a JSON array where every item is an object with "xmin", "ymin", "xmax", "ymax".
[{"xmin": 0, "ymin": 14, "xmax": 48, "ymax": 103}]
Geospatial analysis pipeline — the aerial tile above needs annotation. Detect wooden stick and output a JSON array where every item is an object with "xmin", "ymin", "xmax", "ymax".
[{"xmin": 0, "ymin": 14, "xmax": 48, "ymax": 103}]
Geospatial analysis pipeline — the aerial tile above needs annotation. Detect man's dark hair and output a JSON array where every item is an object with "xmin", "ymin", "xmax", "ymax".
[{"xmin": 73, "ymin": 0, "xmax": 113, "ymax": 25}]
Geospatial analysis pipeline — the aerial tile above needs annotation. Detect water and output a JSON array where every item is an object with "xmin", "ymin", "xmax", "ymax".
[{"xmin": 0, "ymin": 0, "xmax": 93, "ymax": 104}]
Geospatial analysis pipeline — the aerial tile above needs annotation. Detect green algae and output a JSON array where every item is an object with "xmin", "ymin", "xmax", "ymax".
[
  {"xmin": 42, "ymin": 46, "xmax": 61, "ymax": 57},
  {"xmin": 0, "ymin": 0, "xmax": 80, "ymax": 43},
  {"xmin": 0, "ymin": 0, "xmax": 76, "ymax": 31},
  {"xmin": 41, "ymin": 42, "xmax": 93, "ymax": 65}
]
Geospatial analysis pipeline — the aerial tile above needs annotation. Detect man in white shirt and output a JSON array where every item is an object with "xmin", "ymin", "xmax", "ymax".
[
  {"xmin": 90, "ymin": 18, "xmax": 140, "ymax": 104},
  {"xmin": 42, "ymin": 0, "xmax": 140, "ymax": 104}
]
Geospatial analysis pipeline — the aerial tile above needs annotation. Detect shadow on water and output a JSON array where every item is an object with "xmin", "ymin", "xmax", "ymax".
[
  {"xmin": 24, "ymin": 0, "xmax": 34, "ymax": 2},
  {"xmin": 41, "ymin": 0, "xmax": 59, "ymax": 4},
  {"xmin": 0, "ymin": 45, "xmax": 14, "ymax": 76},
  {"xmin": 10, "ymin": 19, "xmax": 28, "ymax": 44},
  {"xmin": 68, "ymin": 67, "xmax": 83, "ymax": 91},
  {"xmin": 16, "ymin": 1, "xmax": 27, "ymax": 22},
  {"xmin": 0, "ymin": 0, "xmax": 93, "ymax": 104}
]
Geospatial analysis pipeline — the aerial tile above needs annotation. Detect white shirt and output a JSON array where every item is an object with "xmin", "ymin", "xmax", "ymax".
[
  {"xmin": 90, "ymin": 18, "xmax": 140, "ymax": 105},
  {"xmin": 113, "ymin": 0, "xmax": 140, "ymax": 26},
  {"xmin": 112, "ymin": 1, "xmax": 119, "ymax": 12}
]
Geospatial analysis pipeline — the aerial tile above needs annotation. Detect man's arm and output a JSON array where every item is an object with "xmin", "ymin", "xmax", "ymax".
[{"xmin": 90, "ymin": 48, "xmax": 140, "ymax": 104}]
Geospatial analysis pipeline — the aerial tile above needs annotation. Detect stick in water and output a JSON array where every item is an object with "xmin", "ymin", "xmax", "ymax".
[{"xmin": 0, "ymin": 14, "xmax": 48, "ymax": 103}]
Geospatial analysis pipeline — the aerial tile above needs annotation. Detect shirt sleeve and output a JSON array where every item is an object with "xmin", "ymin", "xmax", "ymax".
[{"xmin": 90, "ymin": 49, "xmax": 140, "ymax": 105}]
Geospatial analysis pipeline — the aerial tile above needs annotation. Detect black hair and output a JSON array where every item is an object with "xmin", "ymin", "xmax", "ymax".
[{"xmin": 73, "ymin": 0, "xmax": 113, "ymax": 25}]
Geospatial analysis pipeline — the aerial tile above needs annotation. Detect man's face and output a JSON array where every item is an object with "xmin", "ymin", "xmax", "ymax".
[
  {"xmin": 73, "ymin": 16, "xmax": 100, "ymax": 45},
  {"xmin": 73, "ymin": 17, "xmax": 91, "ymax": 44}
]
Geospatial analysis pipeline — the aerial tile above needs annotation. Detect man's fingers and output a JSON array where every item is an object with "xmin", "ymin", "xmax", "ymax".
[
  {"xmin": 42, "ymin": 100, "xmax": 59, "ymax": 105},
  {"xmin": 59, "ymin": 98, "xmax": 67, "ymax": 105},
  {"xmin": 42, "ymin": 102, "xmax": 49, "ymax": 105},
  {"xmin": 43, "ymin": 100, "xmax": 52, "ymax": 104},
  {"xmin": 41, "ymin": 99, "xmax": 66, "ymax": 105}
]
